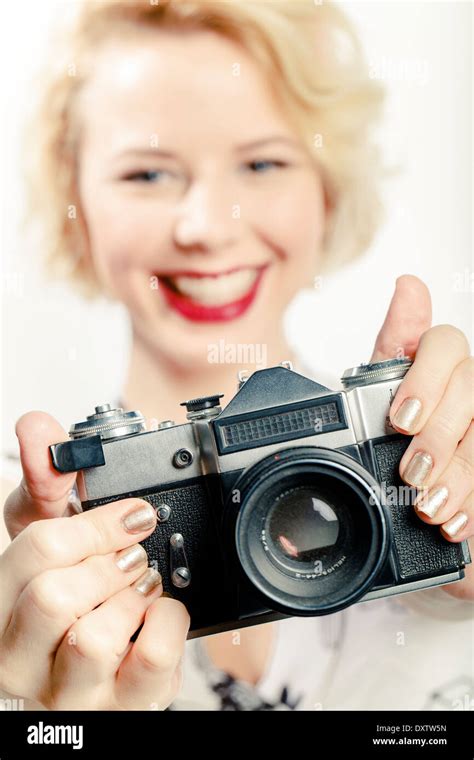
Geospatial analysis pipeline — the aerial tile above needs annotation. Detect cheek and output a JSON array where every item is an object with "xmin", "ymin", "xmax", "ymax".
[
  {"xmin": 82, "ymin": 192, "xmax": 168, "ymax": 287},
  {"xmin": 248, "ymin": 174, "xmax": 325, "ymax": 275}
]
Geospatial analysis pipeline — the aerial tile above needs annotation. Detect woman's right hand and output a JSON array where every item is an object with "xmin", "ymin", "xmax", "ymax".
[{"xmin": 0, "ymin": 412, "xmax": 190, "ymax": 710}]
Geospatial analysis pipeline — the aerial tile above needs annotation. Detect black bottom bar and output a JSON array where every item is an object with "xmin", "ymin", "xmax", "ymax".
[{"xmin": 0, "ymin": 709, "xmax": 472, "ymax": 758}]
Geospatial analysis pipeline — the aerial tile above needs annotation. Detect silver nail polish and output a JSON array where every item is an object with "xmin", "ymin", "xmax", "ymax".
[
  {"xmin": 122, "ymin": 504, "xmax": 157, "ymax": 534},
  {"xmin": 402, "ymin": 451, "xmax": 433, "ymax": 488},
  {"xmin": 392, "ymin": 397, "xmax": 423, "ymax": 433},
  {"xmin": 134, "ymin": 567, "xmax": 163, "ymax": 596},
  {"xmin": 443, "ymin": 512, "xmax": 468, "ymax": 537},
  {"xmin": 415, "ymin": 486, "xmax": 449, "ymax": 518},
  {"xmin": 115, "ymin": 544, "xmax": 147, "ymax": 572}
]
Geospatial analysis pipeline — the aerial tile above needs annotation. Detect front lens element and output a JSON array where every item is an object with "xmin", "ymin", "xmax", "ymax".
[{"xmin": 265, "ymin": 486, "xmax": 339, "ymax": 570}]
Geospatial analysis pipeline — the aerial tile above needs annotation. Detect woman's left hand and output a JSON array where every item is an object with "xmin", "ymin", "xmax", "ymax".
[{"xmin": 369, "ymin": 275, "xmax": 473, "ymax": 601}]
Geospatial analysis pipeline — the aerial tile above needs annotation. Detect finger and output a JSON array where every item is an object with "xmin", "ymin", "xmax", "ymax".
[
  {"xmin": 369, "ymin": 275, "xmax": 432, "ymax": 363},
  {"xmin": 0, "ymin": 547, "xmax": 151, "ymax": 701},
  {"xmin": 390, "ymin": 328, "xmax": 471, "ymax": 436},
  {"xmin": 0, "ymin": 498, "xmax": 157, "ymax": 633},
  {"xmin": 398, "ymin": 357, "xmax": 473, "ymax": 489},
  {"xmin": 440, "ymin": 492, "xmax": 473, "ymax": 543},
  {"xmin": 3, "ymin": 412, "xmax": 75, "ymax": 539},
  {"xmin": 52, "ymin": 568, "xmax": 163, "ymax": 709},
  {"xmin": 116, "ymin": 596, "xmax": 190, "ymax": 710},
  {"xmin": 413, "ymin": 423, "xmax": 473, "ymax": 527}
]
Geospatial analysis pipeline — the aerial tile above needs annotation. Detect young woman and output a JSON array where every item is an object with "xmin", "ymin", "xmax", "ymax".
[{"xmin": 1, "ymin": 0, "xmax": 472, "ymax": 711}]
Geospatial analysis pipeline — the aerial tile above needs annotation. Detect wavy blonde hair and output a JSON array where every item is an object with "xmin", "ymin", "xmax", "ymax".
[{"xmin": 24, "ymin": 0, "xmax": 385, "ymax": 298}]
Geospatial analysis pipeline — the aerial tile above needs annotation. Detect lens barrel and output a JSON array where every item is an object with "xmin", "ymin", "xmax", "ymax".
[{"xmin": 228, "ymin": 447, "xmax": 389, "ymax": 616}]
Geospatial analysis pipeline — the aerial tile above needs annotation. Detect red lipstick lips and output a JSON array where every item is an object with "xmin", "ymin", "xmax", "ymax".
[{"xmin": 157, "ymin": 265, "xmax": 268, "ymax": 322}]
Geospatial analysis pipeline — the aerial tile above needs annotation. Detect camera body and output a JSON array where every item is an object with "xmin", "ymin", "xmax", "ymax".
[{"xmin": 50, "ymin": 359, "xmax": 470, "ymax": 638}]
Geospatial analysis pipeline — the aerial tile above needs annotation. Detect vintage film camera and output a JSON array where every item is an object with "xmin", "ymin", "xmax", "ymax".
[{"xmin": 50, "ymin": 358, "xmax": 470, "ymax": 637}]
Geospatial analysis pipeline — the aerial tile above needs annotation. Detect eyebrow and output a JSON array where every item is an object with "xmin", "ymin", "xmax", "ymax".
[
  {"xmin": 235, "ymin": 136, "xmax": 302, "ymax": 151},
  {"xmin": 111, "ymin": 136, "xmax": 302, "ymax": 161}
]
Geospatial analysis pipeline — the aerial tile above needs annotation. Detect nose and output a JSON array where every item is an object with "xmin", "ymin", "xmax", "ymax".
[{"xmin": 173, "ymin": 180, "xmax": 240, "ymax": 253}]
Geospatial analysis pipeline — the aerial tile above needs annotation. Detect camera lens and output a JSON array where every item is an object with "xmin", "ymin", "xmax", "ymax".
[
  {"xmin": 265, "ymin": 486, "xmax": 340, "ymax": 572},
  {"xmin": 229, "ymin": 447, "xmax": 389, "ymax": 616}
]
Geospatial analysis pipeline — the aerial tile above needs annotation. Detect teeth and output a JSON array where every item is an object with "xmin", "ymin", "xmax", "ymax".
[{"xmin": 169, "ymin": 268, "xmax": 258, "ymax": 306}]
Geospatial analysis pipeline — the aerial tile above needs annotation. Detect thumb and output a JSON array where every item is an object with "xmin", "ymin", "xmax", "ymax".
[
  {"xmin": 369, "ymin": 274, "xmax": 432, "ymax": 363},
  {"xmin": 3, "ymin": 411, "xmax": 77, "ymax": 539}
]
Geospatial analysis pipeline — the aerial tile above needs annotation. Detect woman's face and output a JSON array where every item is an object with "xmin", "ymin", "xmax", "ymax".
[{"xmin": 78, "ymin": 28, "xmax": 327, "ymax": 368}]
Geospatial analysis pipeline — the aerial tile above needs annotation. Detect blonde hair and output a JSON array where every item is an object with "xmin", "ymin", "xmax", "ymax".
[{"xmin": 25, "ymin": 0, "xmax": 385, "ymax": 298}]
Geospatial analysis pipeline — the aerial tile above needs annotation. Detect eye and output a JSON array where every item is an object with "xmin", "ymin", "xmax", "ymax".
[
  {"xmin": 122, "ymin": 170, "xmax": 169, "ymax": 183},
  {"xmin": 244, "ymin": 159, "xmax": 288, "ymax": 173}
]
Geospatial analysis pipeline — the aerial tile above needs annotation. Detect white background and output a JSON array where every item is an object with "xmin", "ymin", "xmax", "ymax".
[{"xmin": 1, "ymin": 0, "xmax": 472, "ymax": 463}]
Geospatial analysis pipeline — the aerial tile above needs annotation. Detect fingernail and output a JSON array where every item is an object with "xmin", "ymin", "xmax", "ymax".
[
  {"xmin": 115, "ymin": 543, "xmax": 148, "ymax": 572},
  {"xmin": 415, "ymin": 486, "xmax": 449, "ymax": 518},
  {"xmin": 443, "ymin": 512, "xmax": 468, "ymax": 537},
  {"xmin": 392, "ymin": 397, "xmax": 423, "ymax": 433},
  {"xmin": 134, "ymin": 567, "xmax": 162, "ymax": 596},
  {"xmin": 402, "ymin": 451, "xmax": 433, "ymax": 487},
  {"xmin": 122, "ymin": 503, "xmax": 157, "ymax": 534}
]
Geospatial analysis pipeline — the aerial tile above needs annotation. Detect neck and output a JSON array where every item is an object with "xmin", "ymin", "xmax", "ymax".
[{"xmin": 122, "ymin": 328, "xmax": 297, "ymax": 424}]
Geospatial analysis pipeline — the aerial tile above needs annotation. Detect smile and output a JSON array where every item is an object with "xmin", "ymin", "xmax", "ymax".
[{"xmin": 155, "ymin": 265, "xmax": 269, "ymax": 322}]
